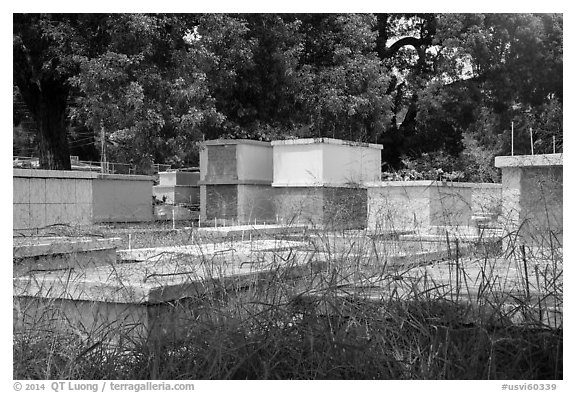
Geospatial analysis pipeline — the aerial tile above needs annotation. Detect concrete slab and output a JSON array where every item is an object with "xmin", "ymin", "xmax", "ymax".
[
  {"xmin": 14, "ymin": 248, "xmax": 316, "ymax": 303},
  {"xmin": 295, "ymin": 256, "xmax": 563, "ymax": 328},
  {"xmin": 195, "ymin": 224, "xmax": 309, "ymax": 239},
  {"xmin": 495, "ymin": 153, "xmax": 562, "ymax": 168},
  {"xmin": 13, "ymin": 246, "xmax": 320, "ymax": 346},
  {"xmin": 13, "ymin": 237, "xmax": 124, "ymax": 258},
  {"xmin": 13, "ymin": 237, "xmax": 124, "ymax": 276},
  {"xmin": 118, "ymin": 239, "xmax": 309, "ymax": 263},
  {"xmin": 13, "ymin": 169, "xmax": 99, "ymax": 179}
]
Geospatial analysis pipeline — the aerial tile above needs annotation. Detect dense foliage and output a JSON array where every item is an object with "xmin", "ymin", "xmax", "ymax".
[{"xmin": 13, "ymin": 13, "xmax": 562, "ymax": 179}]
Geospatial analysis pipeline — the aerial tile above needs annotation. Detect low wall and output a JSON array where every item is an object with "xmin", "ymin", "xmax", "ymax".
[
  {"xmin": 366, "ymin": 181, "xmax": 502, "ymax": 234},
  {"xmin": 13, "ymin": 169, "xmax": 154, "ymax": 230},
  {"xmin": 471, "ymin": 183, "xmax": 502, "ymax": 216}
]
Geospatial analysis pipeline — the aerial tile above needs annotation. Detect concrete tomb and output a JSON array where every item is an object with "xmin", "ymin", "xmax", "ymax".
[
  {"xmin": 153, "ymin": 171, "xmax": 200, "ymax": 205},
  {"xmin": 271, "ymin": 138, "xmax": 383, "ymax": 229},
  {"xmin": 495, "ymin": 154, "xmax": 562, "ymax": 251},
  {"xmin": 14, "ymin": 237, "xmax": 315, "ymax": 346},
  {"xmin": 153, "ymin": 170, "xmax": 200, "ymax": 221},
  {"xmin": 13, "ymin": 169, "xmax": 154, "ymax": 230},
  {"xmin": 199, "ymin": 139, "xmax": 276, "ymax": 224}
]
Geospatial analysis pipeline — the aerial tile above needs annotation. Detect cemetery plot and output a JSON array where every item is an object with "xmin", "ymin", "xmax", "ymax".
[
  {"xmin": 296, "ymin": 255, "xmax": 562, "ymax": 329},
  {"xmin": 13, "ymin": 236, "xmax": 317, "ymax": 346}
]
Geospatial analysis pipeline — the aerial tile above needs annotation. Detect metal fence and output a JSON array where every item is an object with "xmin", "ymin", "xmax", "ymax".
[{"xmin": 13, "ymin": 156, "xmax": 171, "ymax": 175}]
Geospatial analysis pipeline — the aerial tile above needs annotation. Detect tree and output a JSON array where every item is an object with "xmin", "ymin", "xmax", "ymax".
[
  {"xmin": 14, "ymin": 13, "xmax": 562, "ymax": 177},
  {"xmin": 372, "ymin": 13, "xmax": 562, "ymax": 172},
  {"xmin": 295, "ymin": 14, "xmax": 393, "ymax": 142},
  {"xmin": 13, "ymin": 14, "xmax": 100, "ymax": 169},
  {"xmin": 69, "ymin": 14, "xmax": 265, "ymax": 170}
]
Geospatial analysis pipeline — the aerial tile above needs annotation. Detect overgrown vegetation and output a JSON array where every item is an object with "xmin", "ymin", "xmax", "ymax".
[{"xmin": 14, "ymin": 216, "xmax": 562, "ymax": 380}]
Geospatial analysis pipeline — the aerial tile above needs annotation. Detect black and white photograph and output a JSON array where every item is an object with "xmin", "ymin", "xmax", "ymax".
[{"xmin": 8, "ymin": 3, "xmax": 566, "ymax": 388}]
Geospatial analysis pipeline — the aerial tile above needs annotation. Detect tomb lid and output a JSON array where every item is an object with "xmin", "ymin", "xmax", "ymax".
[
  {"xmin": 364, "ymin": 180, "xmax": 502, "ymax": 188},
  {"xmin": 13, "ymin": 237, "xmax": 124, "ymax": 258},
  {"xmin": 271, "ymin": 137, "xmax": 383, "ymax": 150},
  {"xmin": 14, "ymin": 247, "xmax": 314, "ymax": 304},
  {"xmin": 13, "ymin": 169, "xmax": 99, "ymax": 179},
  {"xmin": 201, "ymin": 139, "xmax": 272, "ymax": 147},
  {"xmin": 495, "ymin": 153, "xmax": 562, "ymax": 168},
  {"xmin": 13, "ymin": 169, "xmax": 154, "ymax": 181}
]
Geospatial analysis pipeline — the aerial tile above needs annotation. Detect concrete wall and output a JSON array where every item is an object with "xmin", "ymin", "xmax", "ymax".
[
  {"xmin": 272, "ymin": 138, "xmax": 383, "ymax": 186},
  {"xmin": 203, "ymin": 184, "xmax": 238, "ymax": 222},
  {"xmin": 520, "ymin": 167, "xmax": 562, "ymax": 245},
  {"xmin": 471, "ymin": 183, "xmax": 502, "ymax": 216},
  {"xmin": 322, "ymin": 143, "xmax": 382, "ymax": 184},
  {"xmin": 201, "ymin": 184, "xmax": 277, "ymax": 224},
  {"xmin": 367, "ymin": 181, "xmax": 501, "ymax": 234},
  {"xmin": 273, "ymin": 144, "xmax": 324, "ymax": 186},
  {"xmin": 274, "ymin": 186, "xmax": 367, "ymax": 229},
  {"xmin": 367, "ymin": 183, "xmax": 432, "ymax": 234},
  {"xmin": 429, "ymin": 185, "xmax": 473, "ymax": 227},
  {"xmin": 14, "ymin": 170, "xmax": 95, "ymax": 230},
  {"xmin": 204, "ymin": 144, "xmax": 238, "ymax": 182},
  {"xmin": 236, "ymin": 143, "xmax": 274, "ymax": 183},
  {"xmin": 92, "ymin": 176, "xmax": 154, "ymax": 223},
  {"xmin": 495, "ymin": 154, "xmax": 562, "ymax": 248},
  {"xmin": 13, "ymin": 169, "xmax": 154, "ymax": 230},
  {"xmin": 200, "ymin": 139, "xmax": 273, "ymax": 184},
  {"xmin": 237, "ymin": 185, "xmax": 277, "ymax": 224}
]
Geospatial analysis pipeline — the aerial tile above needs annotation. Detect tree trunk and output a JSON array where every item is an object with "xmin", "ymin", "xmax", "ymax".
[{"xmin": 19, "ymin": 79, "xmax": 71, "ymax": 170}]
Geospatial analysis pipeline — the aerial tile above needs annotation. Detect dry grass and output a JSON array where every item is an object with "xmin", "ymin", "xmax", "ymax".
[{"xmin": 13, "ymin": 183, "xmax": 563, "ymax": 379}]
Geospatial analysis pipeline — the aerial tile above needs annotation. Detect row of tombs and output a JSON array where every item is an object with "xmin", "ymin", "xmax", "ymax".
[
  {"xmin": 158, "ymin": 137, "xmax": 562, "ymax": 247},
  {"xmin": 12, "ymin": 138, "xmax": 563, "ymax": 346},
  {"xmin": 13, "ymin": 137, "xmax": 563, "ymax": 246}
]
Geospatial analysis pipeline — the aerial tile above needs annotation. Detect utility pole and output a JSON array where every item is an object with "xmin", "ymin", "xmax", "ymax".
[
  {"xmin": 100, "ymin": 121, "xmax": 107, "ymax": 174},
  {"xmin": 511, "ymin": 121, "xmax": 514, "ymax": 156}
]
